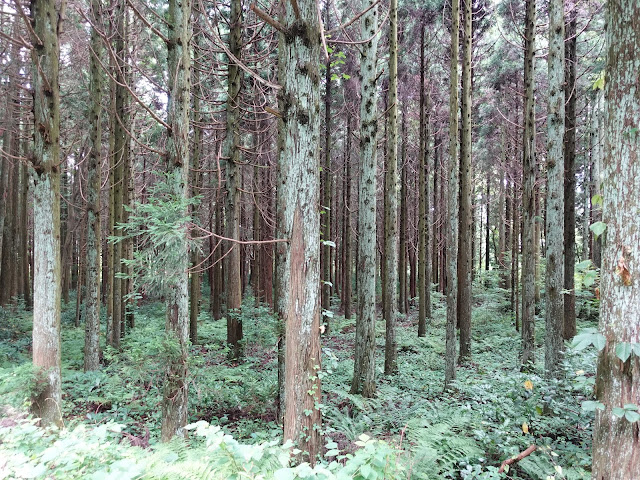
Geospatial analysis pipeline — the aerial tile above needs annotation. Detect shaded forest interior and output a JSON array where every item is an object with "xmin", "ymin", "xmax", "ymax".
[{"xmin": 1, "ymin": 0, "xmax": 640, "ymax": 478}]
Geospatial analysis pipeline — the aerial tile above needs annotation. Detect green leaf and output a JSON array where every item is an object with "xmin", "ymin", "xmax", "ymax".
[
  {"xmin": 592, "ymin": 70, "xmax": 605, "ymax": 90},
  {"xmin": 576, "ymin": 259, "xmax": 592, "ymax": 271},
  {"xmin": 591, "ymin": 194, "xmax": 603, "ymax": 207},
  {"xmin": 582, "ymin": 400, "xmax": 605, "ymax": 412},
  {"xmin": 590, "ymin": 221, "xmax": 607, "ymax": 239},
  {"xmin": 612, "ymin": 407, "xmax": 626, "ymax": 418},
  {"xmin": 583, "ymin": 270, "xmax": 597, "ymax": 288},
  {"xmin": 625, "ymin": 411, "xmax": 640, "ymax": 423},
  {"xmin": 593, "ymin": 334, "xmax": 606, "ymax": 351},
  {"xmin": 632, "ymin": 343, "xmax": 640, "ymax": 357},
  {"xmin": 616, "ymin": 342, "xmax": 632, "ymax": 362},
  {"xmin": 571, "ymin": 333, "xmax": 594, "ymax": 351}
]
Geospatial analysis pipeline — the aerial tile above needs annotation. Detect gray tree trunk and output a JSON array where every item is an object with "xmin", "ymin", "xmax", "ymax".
[
  {"xmin": 383, "ymin": 0, "xmax": 399, "ymax": 376},
  {"xmin": 544, "ymin": 0, "xmax": 565, "ymax": 379},
  {"xmin": 458, "ymin": 0, "xmax": 472, "ymax": 361},
  {"xmin": 351, "ymin": 0, "xmax": 379, "ymax": 398},
  {"xmin": 275, "ymin": 0, "xmax": 323, "ymax": 463},
  {"xmin": 84, "ymin": 0, "xmax": 103, "ymax": 371},
  {"xmin": 591, "ymin": 2, "xmax": 640, "ymax": 476},
  {"xmin": 521, "ymin": 0, "xmax": 536, "ymax": 367},
  {"xmin": 224, "ymin": 0, "xmax": 244, "ymax": 359},
  {"xmin": 161, "ymin": 0, "xmax": 191, "ymax": 441},
  {"xmin": 30, "ymin": 0, "xmax": 63, "ymax": 427},
  {"xmin": 445, "ymin": 0, "xmax": 460, "ymax": 388}
]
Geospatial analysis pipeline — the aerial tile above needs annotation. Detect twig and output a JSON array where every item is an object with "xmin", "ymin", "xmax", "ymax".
[{"xmin": 498, "ymin": 444, "xmax": 537, "ymax": 473}]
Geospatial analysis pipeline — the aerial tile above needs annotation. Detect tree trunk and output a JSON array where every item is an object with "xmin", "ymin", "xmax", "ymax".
[
  {"xmin": 84, "ymin": 0, "xmax": 103, "ymax": 371},
  {"xmin": 161, "ymin": 0, "xmax": 191, "ymax": 441},
  {"xmin": 321, "ymin": 2, "xmax": 332, "ymax": 322},
  {"xmin": 457, "ymin": 0, "xmax": 472, "ymax": 362},
  {"xmin": 521, "ymin": 0, "xmax": 536, "ymax": 367},
  {"xmin": 223, "ymin": 0, "xmax": 243, "ymax": 359},
  {"xmin": 383, "ymin": 0, "xmax": 399, "ymax": 376},
  {"xmin": 592, "ymin": 1, "xmax": 640, "ymax": 475},
  {"xmin": 544, "ymin": 0, "xmax": 565, "ymax": 379},
  {"xmin": 418, "ymin": 30, "xmax": 432, "ymax": 336},
  {"xmin": 563, "ymin": 5, "xmax": 577, "ymax": 340},
  {"xmin": 351, "ymin": 0, "xmax": 379, "ymax": 398},
  {"xmin": 398, "ymin": 110, "xmax": 408, "ymax": 315},
  {"xmin": 445, "ymin": 0, "xmax": 460, "ymax": 388},
  {"xmin": 343, "ymin": 120, "xmax": 353, "ymax": 320},
  {"xmin": 275, "ymin": 0, "xmax": 323, "ymax": 462},
  {"xmin": 30, "ymin": 0, "xmax": 63, "ymax": 427}
]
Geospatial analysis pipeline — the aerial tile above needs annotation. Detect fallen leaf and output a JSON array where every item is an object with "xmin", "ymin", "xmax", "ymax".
[{"xmin": 615, "ymin": 256, "xmax": 632, "ymax": 286}]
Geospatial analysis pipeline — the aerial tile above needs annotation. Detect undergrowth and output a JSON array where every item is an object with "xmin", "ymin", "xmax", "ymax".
[{"xmin": 0, "ymin": 273, "xmax": 598, "ymax": 479}]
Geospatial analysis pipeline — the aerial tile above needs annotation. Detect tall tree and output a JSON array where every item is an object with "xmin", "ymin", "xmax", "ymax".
[
  {"xmin": 418, "ymin": 25, "xmax": 432, "ymax": 337},
  {"xmin": 275, "ymin": 0, "xmax": 323, "ymax": 462},
  {"xmin": 351, "ymin": 0, "xmax": 379, "ymax": 397},
  {"xmin": 321, "ymin": 1, "xmax": 332, "ymax": 321},
  {"xmin": 223, "ymin": 0, "xmax": 244, "ymax": 359},
  {"xmin": 383, "ymin": 0, "xmax": 399, "ymax": 375},
  {"xmin": 591, "ymin": 1, "xmax": 640, "ymax": 476},
  {"xmin": 29, "ymin": 0, "xmax": 63, "ymax": 426},
  {"xmin": 563, "ymin": 3, "xmax": 577, "ymax": 340},
  {"xmin": 84, "ymin": 0, "xmax": 103, "ymax": 371},
  {"xmin": 445, "ymin": 0, "xmax": 460, "ymax": 388},
  {"xmin": 544, "ymin": 0, "xmax": 565, "ymax": 379},
  {"xmin": 457, "ymin": 0, "xmax": 473, "ymax": 361},
  {"xmin": 521, "ymin": 0, "xmax": 536, "ymax": 367},
  {"xmin": 161, "ymin": 0, "xmax": 191, "ymax": 441}
]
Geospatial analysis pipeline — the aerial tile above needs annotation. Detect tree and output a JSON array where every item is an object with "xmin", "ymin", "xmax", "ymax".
[
  {"xmin": 84, "ymin": 0, "xmax": 104, "ymax": 371},
  {"xmin": 544, "ymin": 0, "xmax": 565, "ymax": 379},
  {"xmin": 563, "ymin": 3, "xmax": 577, "ymax": 340},
  {"xmin": 351, "ymin": 0, "xmax": 379, "ymax": 398},
  {"xmin": 161, "ymin": 0, "xmax": 191, "ymax": 441},
  {"xmin": 445, "ymin": 0, "xmax": 460, "ymax": 388},
  {"xmin": 521, "ymin": 0, "xmax": 536, "ymax": 367},
  {"xmin": 383, "ymin": 0, "xmax": 399, "ymax": 376},
  {"xmin": 275, "ymin": 0, "xmax": 323, "ymax": 462},
  {"xmin": 30, "ymin": 0, "xmax": 63, "ymax": 427},
  {"xmin": 591, "ymin": 0, "xmax": 640, "ymax": 476},
  {"xmin": 223, "ymin": 0, "xmax": 244, "ymax": 359},
  {"xmin": 457, "ymin": 0, "xmax": 473, "ymax": 361}
]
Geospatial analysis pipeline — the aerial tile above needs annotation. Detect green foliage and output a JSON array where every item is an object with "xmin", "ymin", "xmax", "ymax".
[{"xmin": 111, "ymin": 171, "xmax": 200, "ymax": 298}]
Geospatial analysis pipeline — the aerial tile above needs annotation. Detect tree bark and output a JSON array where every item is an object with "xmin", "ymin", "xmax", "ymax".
[
  {"xmin": 458, "ymin": 0, "xmax": 473, "ymax": 361},
  {"xmin": 223, "ymin": 0, "xmax": 244, "ymax": 359},
  {"xmin": 161, "ymin": 0, "xmax": 191, "ymax": 441},
  {"xmin": 383, "ymin": 0, "xmax": 399, "ymax": 376},
  {"xmin": 275, "ymin": 0, "xmax": 323, "ymax": 463},
  {"xmin": 351, "ymin": 0, "xmax": 379, "ymax": 397},
  {"xmin": 30, "ymin": 0, "xmax": 63, "ymax": 427},
  {"xmin": 563, "ymin": 5, "xmax": 577, "ymax": 340},
  {"xmin": 591, "ymin": 2, "xmax": 640, "ymax": 476},
  {"xmin": 445, "ymin": 0, "xmax": 460, "ymax": 388},
  {"xmin": 544, "ymin": 0, "xmax": 565, "ymax": 379},
  {"xmin": 521, "ymin": 0, "xmax": 536, "ymax": 367}
]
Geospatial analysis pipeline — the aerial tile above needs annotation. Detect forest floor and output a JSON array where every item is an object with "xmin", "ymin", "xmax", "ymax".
[{"xmin": 0, "ymin": 273, "xmax": 599, "ymax": 479}]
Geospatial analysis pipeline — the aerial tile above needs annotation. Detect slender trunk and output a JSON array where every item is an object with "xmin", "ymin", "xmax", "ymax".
[
  {"xmin": 563, "ymin": 5, "xmax": 577, "ymax": 340},
  {"xmin": 30, "ymin": 0, "xmax": 63, "ymax": 427},
  {"xmin": 275, "ymin": 0, "xmax": 323, "ymax": 461},
  {"xmin": 321, "ymin": 2, "xmax": 332, "ymax": 320},
  {"xmin": 457, "ymin": 0, "xmax": 473, "ymax": 361},
  {"xmin": 521, "ymin": 0, "xmax": 536, "ymax": 366},
  {"xmin": 161, "ymin": 0, "xmax": 191, "ymax": 441},
  {"xmin": 544, "ymin": 0, "xmax": 565, "ymax": 379},
  {"xmin": 445, "ymin": 0, "xmax": 460, "ymax": 387},
  {"xmin": 223, "ymin": 0, "xmax": 243, "ymax": 358},
  {"xmin": 383, "ymin": 0, "xmax": 399, "ymax": 376},
  {"xmin": 398, "ymin": 110, "xmax": 408, "ymax": 315},
  {"xmin": 351, "ymin": 0, "xmax": 379, "ymax": 397},
  {"xmin": 343, "ymin": 120, "xmax": 352, "ymax": 320}
]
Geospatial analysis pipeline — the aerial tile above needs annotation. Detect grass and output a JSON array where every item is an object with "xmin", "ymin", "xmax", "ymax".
[{"xmin": 0, "ymin": 274, "xmax": 598, "ymax": 479}]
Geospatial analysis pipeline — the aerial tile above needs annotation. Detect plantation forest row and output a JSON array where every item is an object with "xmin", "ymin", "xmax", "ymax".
[{"xmin": 0, "ymin": 0, "xmax": 639, "ymax": 478}]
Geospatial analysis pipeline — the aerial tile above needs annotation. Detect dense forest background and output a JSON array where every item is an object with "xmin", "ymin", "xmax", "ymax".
[{"xmin": 0, "ymin": 0, "xmax": 639, "ymax": 478}]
